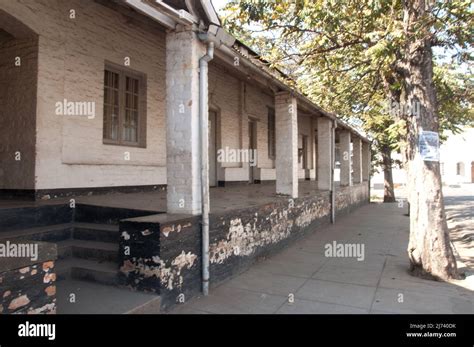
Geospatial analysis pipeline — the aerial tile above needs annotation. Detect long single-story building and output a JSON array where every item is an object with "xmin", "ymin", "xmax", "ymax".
[{"xmin": 0, "ymin": 0, "xmax": 372, "ymax": 313}]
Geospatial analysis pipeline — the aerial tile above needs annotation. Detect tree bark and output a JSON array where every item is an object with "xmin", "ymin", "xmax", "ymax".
[
  {"xmin": 401, "ymin": 0, "xmax": 459, "ymax": 280},
  {"xmin": 381, "ymin": 144, "xmax": 396, "ymax": 202}
]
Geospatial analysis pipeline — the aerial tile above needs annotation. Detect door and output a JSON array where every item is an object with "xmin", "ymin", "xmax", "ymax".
[
  {"xmin": 248, "ymin": 120, "xmax": 257, "ymax": 183},
  {"xmin": 302, "ymin": 135, "xmax": 308, "ymax": 170},
  {"xmin": 209, "ymin": 111, "xmax": 217, "ymax": 187}
]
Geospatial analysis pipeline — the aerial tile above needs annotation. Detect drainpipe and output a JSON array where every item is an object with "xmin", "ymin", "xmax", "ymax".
[
  {"xmin": 331, "ymin": 120, "xmax": 337, "ymax": 224},
  {"xmin": 199, "ymin": 41, "xmax": 214, "ymax": 296}
]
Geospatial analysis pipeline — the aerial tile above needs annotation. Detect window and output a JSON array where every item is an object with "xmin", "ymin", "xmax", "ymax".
[
  {"xmin": 267, "ymin": 107, "xmax": 276, "ymax": 159},
  {"xmin": 103, "ymin": 64, "xmax": 146, "ymax": 146},
  {"xmin": 456, "ymin": 162, "xmax": 465, "ymax": 176}
]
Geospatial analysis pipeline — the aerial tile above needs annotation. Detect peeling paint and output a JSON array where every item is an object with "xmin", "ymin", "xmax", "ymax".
[
  {"xmin": 210, "ymin": 209, "xmax": 293, "ymax": 264},
  {"xmin": 209, "ymin": 197, "xmax": 334, "ymax": 264},
  {"xmin": 162, "ymin": 222, "xmax": 192, "ymax": 237},
  {"xmin": 121, "ymin": 231, "xmax": 130, "ymax": 240},
  {"xmin": 159, "ymin": 251, "xmax": 197, "ymax": 290},
  {"xmin": 141, "ymin": 229, "xmax": 152, "ymax": 236},
  {"xmin": 127, "ymin": 251, "xmax": 198, "ymax": 291}
]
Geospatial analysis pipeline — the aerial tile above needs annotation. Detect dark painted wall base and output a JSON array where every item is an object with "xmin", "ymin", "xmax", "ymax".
[
  {"xmin": 0, "ymin": 185, "xmax": 166, "ymax": 201},
  {"xmin": 116, "ymin": 183, "xmax": 370, "ymax": 312},
  {"xmin": 118, "ymin": 214, "xmax": 202, "ymax": 311},
  {"xmin": 0, "ymin": 242, "xmax": 57, "ymax": 314}
]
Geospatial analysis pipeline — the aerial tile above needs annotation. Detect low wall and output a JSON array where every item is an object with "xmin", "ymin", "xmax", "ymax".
[
  {"xmin": 118, "ymin": 214, "xmax": 201, "ymax": 310},
  {"xmin": 118, "ymin": 183, "xmax": 369, "ymax": 311},
  {"xmin": 0, "ymin": 242, "xmax": 57, "ymax": 314},
  {"xmin": 336, "ymin": 183, "xmax": 370, "ymax": 217}
]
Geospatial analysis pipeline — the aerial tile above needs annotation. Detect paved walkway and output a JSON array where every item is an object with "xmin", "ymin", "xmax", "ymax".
[{"xmin": 170, "ymin": 189, "xmax": 474, "ymax": 314}]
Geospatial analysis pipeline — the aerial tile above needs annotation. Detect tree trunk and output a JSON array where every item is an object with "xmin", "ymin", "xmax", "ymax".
[
  {"xmin": 401, "ymin": 0, "xmax": 459, "ymax": 280},
  {"xmin": 381, "ymin": 144, "xmax": 396, "ymax": 202}
]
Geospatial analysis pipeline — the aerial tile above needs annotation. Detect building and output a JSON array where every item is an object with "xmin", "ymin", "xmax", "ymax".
[
  {"xmin": 440, "ymin": 128, "xmax": 474, "ymax": 185},
  {"xmin": 371, "ymin": 127, "xmax": 474, "ymax": 190},
  {"xmin": 0, "ymin": 0, "xmax": 371, "ymax": 313}
]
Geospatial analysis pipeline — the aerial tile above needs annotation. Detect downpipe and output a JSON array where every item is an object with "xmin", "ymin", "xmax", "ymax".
[
  {"xmin": 199, "ymin": 41, "xmax": 214, "ymax": 296},
  {"xmin": 331, "ymin": 120, "xmax": 337, "ymax": 224}
]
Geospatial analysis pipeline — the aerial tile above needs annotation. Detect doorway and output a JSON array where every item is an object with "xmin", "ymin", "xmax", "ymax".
[{"xmin": 248, "ymin": 119, "xmax": 257, "ymax": 183}]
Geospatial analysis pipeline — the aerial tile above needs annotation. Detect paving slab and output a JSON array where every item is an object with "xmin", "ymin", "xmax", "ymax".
[
  {"xmin": 277, "ymin": 298, "xmax": 368, "ymax": 314},
  {"xmin": 295, "ymin": 279, "xmax": 377, "ymax": 309},
  {"xmin": 172, "ymin": 286, "xmax": 287, "ymax": 314},
  {"xmin": 312, "ymin": 263, "xmax": 383, "ymax": 287},
  {"xmin": 371, "ymin": 287, "xmax": 473, "ymax": 314},
  {"xmin": 223, "ymin": 268, "xmax": 307, "ymax": 297}
]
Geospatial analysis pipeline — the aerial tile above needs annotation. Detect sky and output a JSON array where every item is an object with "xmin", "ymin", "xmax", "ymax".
[{"xmin": 212, "ymin": 0, "xmax": 230, "ymax": 12}]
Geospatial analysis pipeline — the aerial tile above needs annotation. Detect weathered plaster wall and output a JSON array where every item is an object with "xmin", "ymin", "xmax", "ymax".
[
  {"xmin": 0, "ymin": 34, "xmax": 37, "ymax": 190},
  {"xmin": 209, "ymin": 192, "xmax": 331, "ymax": 282},
  {"xmin": 118, "ymin": 182, "xmax": 369, "ymax": 311},
  {"xmin": 336, "ymin": 183, "xmax": 370, "ymax": 216},
  {"xmin": 0, "ymin": 0, "xmax": 167, "ymax": 190},
  {"xmin": 118, "ymin": 214, "xmax": 201, "ymax": 310}
]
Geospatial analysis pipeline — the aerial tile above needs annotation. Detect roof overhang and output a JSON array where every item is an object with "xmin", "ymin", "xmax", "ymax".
[{"xmin": 124, "ymin": 0, "xmax": 197, "ymax": 29}]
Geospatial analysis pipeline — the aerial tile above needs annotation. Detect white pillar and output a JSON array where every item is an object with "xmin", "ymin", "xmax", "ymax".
[
  {"xmin": 339, "ymin": 130, "xmax": 352, "ymax": 186},
  {"xmin": 362, "ymin": 141, "xmax": 370, "ymax": 181},
  {"xmin": 353, "ymin": 137, "xmax": 363, "ymax": 184},
  {"xmin": 166, "ymin": 29, "xmax": 205, "ymax": 214},
  {"xmin": 275, "ymin": 92, "xmax": 298, "ymax": 198},
  {"xmin": 317, "ymin": 117, "xmax": 332, "ymax": 190}
]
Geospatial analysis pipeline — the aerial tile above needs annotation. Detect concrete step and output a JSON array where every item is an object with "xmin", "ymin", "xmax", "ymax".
[
  {"xmin": 74, "ymin": 204, "xmax": 157, "ymax": 225},
  {"xmin": 57, "ymin": 239, "xmax": 119, "ymax": 262},
  {"xmin": 0, "ymin": 204, "xmax": 72, "ymax": 232},
  {"xmin": 0, "ymin": 223, "xmax": 73, "ymax": 242},
  {"xmin": 72, "ymin": 223, "xmax": 119, "ymax": 244},
  {"xmin": 56, "ymin": 258, "xmax": 119, "ymax": 286}
]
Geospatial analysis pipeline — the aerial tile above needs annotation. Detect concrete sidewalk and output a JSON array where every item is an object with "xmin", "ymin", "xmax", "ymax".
[{"xmin": 170, "ymin": 198, "xmax": 474, "ymax": 314}]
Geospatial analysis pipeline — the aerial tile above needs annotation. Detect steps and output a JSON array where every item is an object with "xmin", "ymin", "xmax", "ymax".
[
  {"xmin": 56, "ymin": 223, "xmax": 121, "ymax": 285},
  {"xmin": 0, "ymin": 223, "xmax": 73, "ymax": 242},
  {"xmin": 0, "ymin": 220, "xmax": 121, "ymax": 287},
  {"xmin": 0, "ymin": 203, "xmax": 161, "ymax": 313}
]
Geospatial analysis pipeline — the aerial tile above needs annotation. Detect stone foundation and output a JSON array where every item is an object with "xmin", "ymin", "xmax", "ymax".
[
  {"xmin": 118, "ymin": 183, "xmax": 369, "ymax": 311},
  {"xmin": 0, "ymin": 242, "xmax": 57, "ymax": 314}
]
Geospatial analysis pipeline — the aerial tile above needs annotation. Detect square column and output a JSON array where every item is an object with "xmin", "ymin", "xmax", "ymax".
[
  {"xmin": 166, "ymin": 29, "xmax": 205, "ymax": 214},
  {"xmin": 352, "ymin": 137, "xmax": 363, "ymax": 184},
  {"xmin": 317, "ymin": 117, "xmax": 333, "ymax": 190},
  {"xmin": 275, "ymin": 92, "xmax": 298, "ymax": 198},
  {"xmin": 362, "ymin": 141, "xmax": 370, "ymax": 181},
  {"xmin": 339, "ymin": 130, "xmax": 352, "ymax": 186}
]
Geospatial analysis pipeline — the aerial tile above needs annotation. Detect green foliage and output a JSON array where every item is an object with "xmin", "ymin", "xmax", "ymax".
[{"xmin": 221, "ymin": 0, "xmax": 473, "ymax": 167}]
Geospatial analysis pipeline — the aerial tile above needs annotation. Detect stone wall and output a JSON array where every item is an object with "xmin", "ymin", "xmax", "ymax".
[
  {"xmin": 208, "ymin": 191, "xmax": 331, "ymax": 284},
  {"xmin": 335, "ymin": 183, "xmax": 370, "ymax": 217},
  {"xmin": 0, "ymin": 242, "xmax": 57, "ymax": 314}
]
